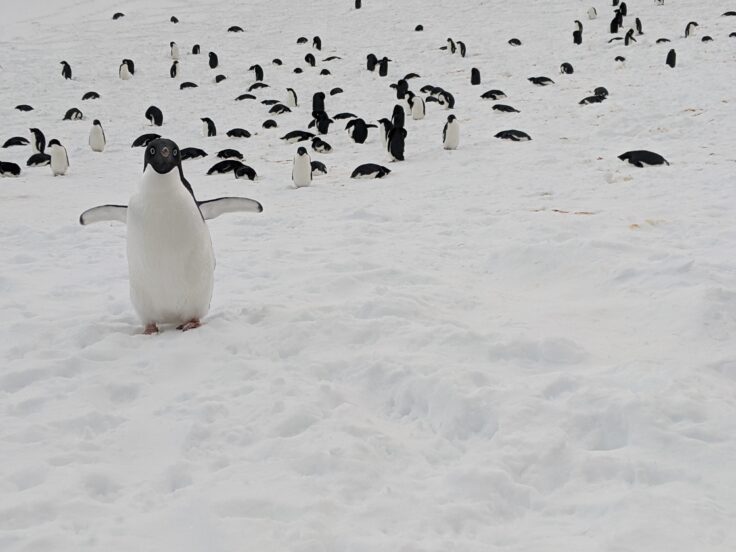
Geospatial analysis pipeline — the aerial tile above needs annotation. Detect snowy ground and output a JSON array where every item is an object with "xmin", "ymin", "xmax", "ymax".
[{"xmin": 1, "ymin": 1, "xmax": 736, "ymax": 550}]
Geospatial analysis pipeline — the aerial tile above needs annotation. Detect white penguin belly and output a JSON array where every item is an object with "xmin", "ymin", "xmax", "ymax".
[
  {"xmin": 292, "ymin": 156, "xmax": 312, "ymax": 188},
  {"xmin": 126, "ymin": 171, "xmax": 214, "ymax": 324},
  {"xmin": 411, "ymin": 99, "xmax": 425, "ymax": 120},
  {"xmin": 444, "ymin": 124, "xmax": 459, "ymax": 150},
  {"xmin": 50, "ymin": 146, "xmax": 68, "ymax": 175},
  {"xmin": 89, "ymin": 127, "xmax": 105, "ymax": 152}
]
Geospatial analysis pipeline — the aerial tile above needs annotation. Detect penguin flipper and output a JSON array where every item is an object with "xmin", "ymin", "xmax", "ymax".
[
  {"xmin": 198, "ymin": 197, "xmax": 263, "ymax": 220},
  {"xmin": 79, "ymin": 205, "xmax": 128, "ymax": 225}
]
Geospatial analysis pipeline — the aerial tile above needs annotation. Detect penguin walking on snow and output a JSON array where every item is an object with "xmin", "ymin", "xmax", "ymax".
[
  {"xmin": 409, "ymin": 93, "xmax": 425, "ymax": 120},
  {"xmin": 170, "ymin": 41, "xmax": 180, "ymax": 60},
  {"xmin": 443, "ymin": 115, "xmax": 459, "ymax": 150},
  {"xmin": 119, "ymin": 60, "xmax": 133, "ymax": 80},
  {"xmin": 79, "ymin": 138, "xmax": 263, "ymax": 334},
  {"xmin": 89, "ymin": 120, "xmax": 106, "ymax": 152},
  {"xmin": 292, "ymin": 147, "xmax": 312, "ymax": 188},
  {"xmin": 170, "ymin": 60, "xmax": 179, "ymax": 78},
  {"xmin": 286, "ymin": 88, "xmax": 298, "ymax": 107},
  {"xmin": 30, "ymin": 128, "xmax": 46, "ymax": 154},
  {"xmin": 387, "ymin": 127, "xmax": 407, "ymax": 161},
  {"xmin": 60, "ymin": 61, "xmax": 72, "ymax": 80},
  {"xmin": 49, "ymin": 139, "xmax": 69, "ymax": 175},
  {"xmin": 201, "ymin": 117, "xmax": 217, "ymax": 137}
]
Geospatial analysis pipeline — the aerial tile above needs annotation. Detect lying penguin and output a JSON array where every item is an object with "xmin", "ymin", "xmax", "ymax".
[{"xmin": 79, "ymin": 138, "xmax": 263, "ymax": 334}]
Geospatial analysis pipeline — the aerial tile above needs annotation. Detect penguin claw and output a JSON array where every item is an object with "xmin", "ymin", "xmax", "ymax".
[
  {"xmin": 143, "ymin": 324, "xmax": 159, "ymax": 335},
  {"xmin": 177, "ymin": 320, "xmax": 201, "ymax": 332}
]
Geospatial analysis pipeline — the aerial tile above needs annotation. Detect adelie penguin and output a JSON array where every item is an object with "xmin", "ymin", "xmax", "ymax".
[
  {"xmin": 367, "ymin": 53, "xmax": 378, "ymax": 71},
  {"xmin": 305, "ymin": 53, "xmax": 316, "ymax": 67},
  {"xmin": 60, "ymin": 61, "xmax": 72, "ymax": 80},
  {"xmin": 560, "ymin": 62, "xmax": 574, "ymax": 74},
  {"xmin": 249, "ymin": 64, "xmax": 264, "ymax": 81},
  {"xmin": 351, "ymin": 164, "xmax": 391, "ymax": 179},
  {"xmin": 292, "ymin": 147, "xmax": 312, "ymax": 188},
  {"xmin": 30, "ymin": 128, "xmax": 46, "ymax": 154},
  {"xmin": 146, "ymin": 106, "xmax": 164, "ymax": 127},
  {"xmin": 201, "ymin": 117, "xmax": 216, "ymax": 137},
  {"xmin": 391, "ymin": 104, "xmax": 405, "ymax": 129},
  {"xmin": 666, "ymin": 49, "xmax": 676, "ymax": 68},
  {"xmin": 378, "ymin": 57, "xmax": 391, "ymax": 77},
  {"xmin": 311, "ymin": 137, "xmax": 332, "ymax": 153},
  {"xmin": 0, "ymin": 161, "xmax": 21, "ymax": 177},
  {"xmin": 471, "ymin": 68, "xmax": 481, "ymax": 85},
  {"xmin": 618, "ymin": 150, "xmax": 669, "ymax": 167},
  {"xmin": 119, "ymin": 60, "xmax": 132, "ymax": 80},
  {"xmin": 624, "ymin": 29, "xmax": 636, "ymax": 46},
  {"xmin": 311, "ymin": 161, "xmax": 327, "ymax": 176},
  {"xmin": 170, "ymin": 60, "xmax": 179, "ymax": 78},
  {"xmin": 443, "ymin": 115, "xmax": 459, "ymax": 150},
  {"xmin": 79, "ymin": 138, "xmax": 263, "ymax": 334},
  {"xmin": 587, "ymin": 7, "xmax": 597, "ymax": 19},
  {"xmin": 49, "ymin": 139, "xmax": 69, "ymax": 176},
  {"xmin": 89, "ymin": 119, "xmax": 106, "ymax": 152},
  {"xmin": 313, "ymin": 36, "xmax": 322, "ymax": 50},
  {"xmin": 377, "ymin": 118, "xmax": 393, "ymax": 147},
  {"xmin": 170, "ymin": 41, "xmax": 180, "ymax": 60},
  {"xmin": 346, "ymin": 118, "xmax": 371, "ymax": 144},
  {"xmin": 208, "ymin": 52, "xmax": 219, "ymax": 69},
  {"xmin": 685, "ymin": 22, "xmax": 698, "ymax": 38},
  {"xmin": 409, "ymin": 93, "xmax": 425, "ymax": 120},
  {"xmin": 312, "ymin": 92, "xmax": 326, "ymax": 113},
  {"xmin": 456, "ymin": 41, "xmax": 467, "ymax": 57},
  {"xmin": 387, "ymin": 127, "xmax": 407, "ymax": 161},
  {"xmin": 573, "ymin": 29, "xmax": 582, "ymax": 45},
  {"xmin": 285, "ymin": 88, "xmax": 298, "ymax": 107}
]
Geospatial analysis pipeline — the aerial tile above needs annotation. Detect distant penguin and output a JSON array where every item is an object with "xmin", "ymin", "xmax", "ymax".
[
  {"xmin": 351, "ymin": 164, "xmax": 391, "ymax": 179},
  {"xmin": 311, "ymin": 136, "xmax": 332, "ymax": 153},
  {"xmin": 292, "ymin": 147, "xmax": 312, "ymax": 188},
  {"xmin": 387, "ymin": 127, "xmax": 407, "ymax": 161},
  {"xmin": 391, "ymin": 104, "xmax": 405, "ymax": 129},
  {"xmin": 346, "ymin": 118, "xmax": 370, "ymax": 144},
  {"xmin": 312, "ymin": 92, "xmax": 326, "ymax": 113},
  {"xmin": 446, "ymin": 38, "xmax": 456, "ymax": 54},
  {"xmin": 170, "ymin": 60, "xmax": 179, "ymax": 78},
  {"xmin": 192, "ymin": 44, "xmax": 200, "ymax": 54},
  {"xmin": 313, "ymin": 36, "xmax": 322, "ymax": 50},
  {"xmin": 377, "ymin": 118, "xmax": 393, "ymax": 147},
  {"xmin": 666, "ymin": 49, "xmax": 676, "ymax": 68},
  {"xmin": 560, "ymin": 62, "xmax": 574, "ymax": 74},
  {"xmin": 635, "ymin": 17, "xmax": 643, "ymax": 35},
  {"xmin": 60, "ymin": 61, "xmax": 72, "ymax": 80},
  {"xmin": 286, "ymin": 87, "xmax": 298, "ymax": 107},
  {"xmin": 310, "ymin": 111, "xmax": 333, "ymax": 134},
  {"xmin": 250, "ymin": 64, "xmax": 264, "ymax": 81},
  {"xmin": 471, "ymin": 68, "xmax": 481, "ymax": 85},
  {"xmin": 443, "ymin": 114, "xmax": 459, "ymax": 150},
  {"xmin": 409, "ymin": 94, "xmax": 425, "ymax": 120},
  {"xmin": 619, "ymin": 2, "xmax": 627, "ymax": 16},
  {"xmin": 119, "ymin": 60, "xmax": 132, "ymax": 80},
  {"xmin": 30, "ymin": 128, "xmax": 46, "ymax": 154},
  {"xmin": 588, "ymin": 7, "xmax": 597, "ymax": 19},
  {"xmin": 146, "ymin": 106, "xmax": 164, "ymax": 127},
  {"xmin": 619, "ymin": 150, "xmax": 669, "ymax": 167},
  {"xmin": 201, "ymin": 117, "xmax": 216, "ymax": 137},
  {"xmin": 209, "ymin": 51, "xmax": 219, "ymax": 69},
  {"xmin": 685, "ymin": 21, "xmax": 698, "ymax": 37},
  {"xmin": 305, "ymin": 53, "xmax": 316, "ymax": 66},
  {"xmin": 170, "ymin": 41, "xmax": 180, "ymax": 60},
  {"xmin": 378, "ymin": 57, "xmax": 390, "ymax": 77},
  {"xmin": 624, "ymin": 29, "xmax": 636, "ymax": 45},
  {"xmin": 396, "ymin": 79, "xmax": 409, "ymax": 99},
  {"xmin": 49, "ymin": 139, "xmax": 69, "ymax": 176},
  {"xmin": 89, "ymin": 119, "xmax": 106, "ymax": 152},
  {"xmin": 573, "ymin": 29, "xmax": 583, "ymax": 44},
  {"xmin": 355, "ymin": 0, "xmax": 362, "ymax": 8},
  {"xmin": 457, "ymin": 41, "xmax": 467, "ymax": 57},
  {"xmin": 367, "ymin": 53, "xmax": 378, "ymax": 71},
  {"xmin": 0, "ymin": 161, "xmax": 21, "ymax": 177}
]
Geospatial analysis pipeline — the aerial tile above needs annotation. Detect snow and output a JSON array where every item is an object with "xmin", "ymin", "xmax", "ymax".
[{"xmin": 1, "ymin": 0, "xmax": 736, "ymax": 550}]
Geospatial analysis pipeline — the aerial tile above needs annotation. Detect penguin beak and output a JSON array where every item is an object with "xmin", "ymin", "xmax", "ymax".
[{"xmin": 160, "ymin": 146, "xmax": 170, "ymax": 159}]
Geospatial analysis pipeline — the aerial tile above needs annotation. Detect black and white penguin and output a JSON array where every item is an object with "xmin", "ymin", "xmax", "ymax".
[
  {"xmin": 207, "ymin": 160, "xmax": 244, "ymax": 174},
  {"xmin": 48, "ymin": 139, "xmax": 69, "ymax": 176},
  {"xmin": 30, "ymin": 128, "xmax": 46, "ymax": 153},
  {"xmin": 579, "ymin": 94, "xmax": 606, "ymax": 105},
  {"xmin": 311, "ymin": 137, "xmax": 332, "ymax": 153},
  {"xmin": 619, "ymin": 2, "xmax": 627, "ymax": 16},
  {"xmin": 0, "ymin": 162, "xmax": 21, "ymax": 177},
  {"xmin": 192, "ymin": 44, "xmax": 200, "ymax": 54},
  {"xmin": 297, "ymin": 36, "xmax": 308, "ymax": 44},
  {"xmin": 180, "ymin": 82, "xmax": 198, "ymax": 89},
  {"xmin": 624, "ymin": 28, "xmax": 636, "ymax": 45},
  {"xmin": 396, "ymin": 79, "xmax": 409, "ymax": 99},
  {"xmin": 378, "ymin": 57, "xmax": 391, "ymax": 77},
  {"xmin": 249, "ymin": 64, "xmax": 264, "ymax": 81},
  {"xmin": 391, "ymin": 104, "xmax": 405, "ymax": 129},
  {"xmin": 346, "ymin": 118, "xmax": 370, "ymax": 144},
  {"xmin": 330, "ymin": 87, "xmax": 343, "ymax": 96},
  {"xmin": 215, "ymin": 74, "xmax": 227, "ymax": 83},
  {"xmin": 131, "ymin": 133, "xmax": 160, "ymax": 147},
  {"xmin": 528, "ymin": 76, "xmax": 554, "ymax": 86},
  {"xmin": 309, "ymin": 111, "xmax": 333, "ymax": 134},
  {"xmin": 269, "ymin": 104, "xmax": 291, "ymax": 115},
  {"xmin": 351, "ymin": 164, "xmax": 391, "ymax": 179},
  {"xmin": 217, "ymin": 148, "xmax": 243, "ymax": 159},
  {"xmin": 305, "ymin": 53, "xmax": 316, "ymax": 67},
  {"xmin": 387, "ymin": 127, "xmax": 407, "ymax": 161},
  {"xmin": 170, "ymin": 16, "xmax": 179, "ymax": 23},
  {"xmin": 227, "ymin": 128, "xmax": 251, "ymax": 138},
  {"xmin": 560, "ymin": 62, "xmax": 574, "ymax": 74},
  {"xmin": 588, "ymin": 7, "xmax": 597, "ymax": 19},
  {"xmin": 457, "ymin": 41, "xmax": 467, "ymax": 57},
  {"xmin": 273, "ymin": 58, "xmax": 283, "ymax": 65},
  {"xmin": 89, "ymin": 119, "xmax": 106, "ymax": 152},
  {"xmin": 312, "ymin": 92, "xmax": 326, "ymax": 113},
  {"xmin": 495, "ymin": 129, "xmax": 531, "ymax": 141},
  {"xmin": 170, "ymin": 60, "xmax": 179, "ymax": 78},
  {"xmin": 146, "ymin": 106, "xmax": 164, "ymax": 127},
  {"xmin": 367, "ymin": 53, "xmax": 378, "ymax": 71},
  {"xmin": 286, "ymin": 88, "xmax": 298, "ymax": 107},
  {"xmin": 377, "ymin": 118, "xmax": 393, "ymax": 147},
  {"xmin": 355, "ymin": 0, "xmax": 362, "ymax": 8},
  {"xmin": 313, "ymin": 36, "xmax": 322, "ymax": 50},
  {"xmin": 209, "ymin": 51, "xmax": 219, "ymax": 69},
  {"xmin": 409, "ymin": 94, "xmax": 425, "ymax": 120},
  {"xmin": 685, "ymin": 21, "xmax": 698, "ymax": 37},
  {"xmin": 170, "ymin": 41, "xmax": 180, "ymax": 60},
  {"xmin": 635, "ymin": 17, "xmax": 643, "ymax": 35},
  {"xmin": 666, "ymin": 49, "xmax": 676, "ymax": 68},
  {"xmin": 63, "ymin": 108, "xmax": 84, "ymax": 120},
  {"xmin": 179, "ymin": 147, "xmax": 208, "ymax": 160},
  {"xmin": 16, "ymin": 104, "xmax": 33, "ymax": 112},
  {"xmin": 481, "ymin": 89, "xmax": 506, "ymax": 100},
  {"xmin": 573, "ymin": 29, "xmax": 583, "ymax": 44},
  {"xmin": 249, "ymin": 82, "xmax": 269, "ymax": 91},
  {"xmin": 446, "ymin": 38, "xmax": 457, "ymax": 54},
  {"xmin": 119, "ymin": 60, "xmax": 132, "ymax": 80},
  {"xmin": 594, "ymin": 86, "xmax": 609, "ymax": 97},
  {"xmin": 2, "ymin": 136, "xmax": 29, "ymax": 148},
  {"xmin": 26, "ymin": 153, "xmax": 50, "ymax": 166},
  {"xmin": 471, "ymin": 68, "xmax": 481, "ymax": 85},
  {"xmin": 60, "ymin": 61, "xmax": 72, "ymax": 80},
  {"xmin": 508, "ymin": 38, "xmax": 522, "ymax": 46},
  {"xmin": 281, "ymin": 130, "xmax": 315, "ymax": 143},
  {"xmin": 493, "ymin": 104, "xmax": 520, "ymax": 113},
  {"xmin": 112, "ymin": 12, "xmax": 125, "ymax": 20},
  {"xmin": 437, "ymin": 90, "xmax": 455, "ymax": 109},
  {"xmin": 234, "ymin": 165, "xmax": 257, "ymax": 180},
  {"xmin": 311, "ymin": 160, "xmax": 327, "ymax": 176},
  {"xmin": 201, "ymin": 117, "xmax": 217, "ymax": 137},
  {"xmin": 82, "ymin": 91, "xmax": 100, "ymax": 100},
  {"xmin": 79, "ymin": 138, "xmax": 262, "ymax": 334},
  {"xmin": 292, "ymin": 147, "xmax": 312, "ymax": 188},
  {"xmin": 618, "ymin": 150, "xmax": 669, "ymax": 167},
  {"xmin": 228, "ymin": 25, "xmax": 244, "ymax": 32},
  {"xmin": 442, "ymin": 114, "xmax": 459, "ymax": 150}
]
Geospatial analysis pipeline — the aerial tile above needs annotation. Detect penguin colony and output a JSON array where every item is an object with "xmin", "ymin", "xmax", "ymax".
[{"xmin": 2, "ymin": 2, "xmax": 731, "ymax": 331}]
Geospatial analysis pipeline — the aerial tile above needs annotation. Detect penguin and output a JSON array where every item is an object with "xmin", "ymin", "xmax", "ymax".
[
  {"xmin": 367, "ymin": 53, "xmax": 378, "ymax": 71},
  {"xmin": 30, "ymin": 128, "xmax": 46, "ymax": 154},
  {"xmin": 146, "ymin": 106, "xmax": 164, "ymax": 127},
  {"xmin": 579, "ymin": 95, "xmax": 606, "ymax": 105},
  {"xmin": 415, "ymin": 24, "xmax": 424, "ymax": 31},
  {"xmin": 234, "ymin": 165, "xmax": 257, "ymax": 181},
  {"xmin": 217, "ymin": 148, "xmax": 243, "ymax": 159},
  {"xmin": 2, "ymin": 136, "xmax": 29, "ymax": 148},
  {"xmin": 119, "ymin": 60, "xmax": 133, "ymax": 80},
  {"xmin": 495, "ymin": 130, "xmax": 531, "ymax": 141},
  {"xmin": 346, "ymin": 118, "xmax": 370, "ymax": 144},
  {"xmin": 528, "ymin": 76, "xmax": 554, "ymax": 86},
  {"xmin": 614, "ymin": 55, "xmax": 626, "ymax": 68},
  {"xmin": 227, "ymin": 128, "xmax": 251, "ymax": 138},
  {"xmin": 123, "ymin": 58, "xmax": 135, "ymax": 75},
  {"xmin": 228, "ymin": 26, "xmax": 244, "ymax": 32},
  {"xmin": 624, "ymin": 28, "xmax": 636, "ymax": 45},
  {"xmin": 192, "ymin": 44, "xmax": 200, "ymax": 54},
  {"xmin": 48, "ymin": 139, "xmax": 69, "ymax": 176},
  {"xmin": 560, "ymin": 62, "xmax": 574, "ymax": 74},
  {"xmin": 387, "ymin": 127, "xmax": 407, "ymax": 161},
  {"xmin": 170, "ymin": 60, "xmax": 179, "ymax": 78},
  {"xmin": 471, "ymin": 67, "xmax": 481, "ymax": 85},
  {"xmin": 60, "ymin": 61, "xmax": 72, "ymax": 80},
  {"xmin": 311, "ymin": 137, "xmax": 332, "ymax": 153},
  {"xmin": 312, "ymin": 92, "xmax": 326, "ymax": 113},
  {"xmin": 508, "ymin": 38, "xmax": 522, "ymax": 46},
  {"xmin": 594, "ymin": 86, "xmax": 609, "ymax": 97},
  {"xmin": 657, "ymin": 38, "xmax": 671, "ymax": 43},
  {"xmin": 131, "ymin": 133, "xmax": 160, "ymax": 147},
  {"xmin": 437, "ymin": 90, "xmax": 455, "ymax": 109},
  {"xmin": 201, "ymin": 117, "xmax": 217, "ymax": 137},
  {"xmin": 666, "ymin": 49, "xmax": 676, "ymax": 68},
  {"xmin": 685, "ymin": 22, "xmax": 698, "ymax": 37},
  {"xmin": 79, "ymin": 138, "xmax": 263, "ymax": 334},
  {"xmin": 588, "ymin": 7, "xmax": 597, "ymax": 19},
  {"xmin": 330, "ymin": 87, "xmax": 343, "ymax": 96},
  {"xmin": 89, "ymin": 119, "xmax": 106, "ymax": 152},
  {"xmin": 351, "ymin": 164, "xmax": 391, "ymax": 179},
  {"xmin": 273, "ymin": 58, "xmax": 283, "ymax": 65},
  {"xmin": 575, "ymin": 20, "xmax": 583, "ymax": 33},
  {"xmin": 180, "ymin": 147, "xmax": 208, "ymax": 160},
  {"xmin": 619, "ymin": 2, "xmax": 627, "ymax": 16},
  {"xmin": 480, "ymin": 89, "xmax": 506, "ymax": 100},
  {"xmin": 26, "ymin": 153, "xmax": 50, "ymax": 166},
  {"xmin": 456, "ymin": 41, "xmax": 467, "ymax": 57},
  {"xmin": 305, "ymin": 53, "xmax": 316, "ymax": 67},
  {"xmin": 320, "ymin": 69, "xmax": 331, "ymax": 77},
  {"xmin": 313, "ymin": 36, "xmax": 322, "ymax": 50},
  {"xmin": 209, "ymin": 51, "xmax": 219, "ymax": 69},
  {"xmin": 635, "ymin": 17, "xmax": 643, "ymax": 35},
  {"xmin": 170, "ymin": 41, "xmax": 179, "ymax": 60},
  {"xmin": 0, "ymin": 162, "xmax": 21, "ymax": 177},
  {"xmin": 409, "ymin": 94, "xmax": 425, "ymax": 120},
  {"xmin": 215, "ymin": 75, "xmax": 227, "ymax": 83},
  {"xmin": 297, "ymin": 36, "xmax": 308, "ymax": 44},
  {"xmin": 355, "ymin": 0, "xmax": 361, "ymax": 8},
  {"xmin": 377, "ymin": 118, "xmax": 393, "ymax": 147},
  {"xmin": 170, "ymin": 16, "xmax": 179, "ymax": 23},
  {"xmin": 82, "ymin": 91, "xmax": 100, "ymax": 100},
  {"xmin": 281, "ymin": 130, "xmax": 315, "ymax": 143},
  {"xmin": 573, "ymin": 29, "xmax": 583, "ymax": 44},
  {"xmin": 309, "ymin": 111, "xmax": 333, "ymax": 134},
  {"xmin": 16, "ymin": 104, "xmax": 33, "ymax": 112},
  {"xmin": 249, "ymin": 64, "xmax": 264, "ymax": 81},
  {"xmin": 180, "ymin": 82, "xmax": 198, "ymax": 89},
  {"xmin": 391, "ymin": 104, "xmax": 405, "ymax": 129},
  {"xmin": 378, "ymin": 57, "xmax": 391, "ymax": 77},
  {"xmin": 236, "ymin": 93, "xmax": 256, "ymax": 101},
  {"xmin": 249, "ymin": 82, "xmax": 269, "ymax": 91},
  {"xmin": 442, "ymin": 114, "xmax": 459, "ymax": 150},
  {"xmin": 334, "ymin": 112, "xmax": 357, "ymax": 120},
  {"xmin": 446, "ymin": 38, "xmax": 457, "ymax": 54},
  {"xmin": 112, "ymin": 12, "xmax": 125, "ymax": 20},
  {"xmin": 396, "ymin": 79, "xmax": 409, "ymax": 99},
  {"xmin": 618, "ymin": 150, "xmax": 669, "ymax": 167},
  {"xmin": 292, "ymin": 147, "xmax": 312, "ymax": 188},
  {"xmin": 207, "ymin": 160, "xmax": 244, "ymax": 174},
  {"xmin": 63, "ymin": 108, "xmax": 84, "ymax": 120},
  {"xmin": 493, "ymin": 104, "xmax": 520, "ymax": 113},
  {"xmin": 701, "ymin": 36, "xmax": 713, "ymax": 42},
  {"xmin": 311, "ymin": 160, "xmax": 327, "ymax": 176}
]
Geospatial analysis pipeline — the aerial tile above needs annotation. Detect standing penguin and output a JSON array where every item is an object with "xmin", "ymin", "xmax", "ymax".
[
  {"xmin": 89, "ymin": 119, "xmax": 106, "ymax": 152},
  {"xmin": 635, "ymin": 17, "xmax": 643, "ymax": 35},
  {"xmin": 201, "ymin": 117, "xmax": 217, "ymax": 137},
  {"xmin": 443, "ymin": 114, "xmax": 459, "ymax": 150},
  {"xmin": 624, "ymin": 28, "xmax": 636, "ymax": 45},
  {"xmin": 588, "ymin": 7, "xmax": 597, "ymax": 19},
  {"xmin": 249, "ymin": 64, "xmax": 264, "ymax": 81},
  {"xmin": 387, "ymin": 127, "xmax": 407, "ymax": 161},
  {"xmin": 573, "ymin": 29, "xmax": 583, "ymax": 44},
  {"xmin": 209, "ymin": 51, "xmax": 219, "ymax": 69},
  {"xmin": 666, "ymin": 49, "xmax": 676, "ymax": 68},
  {"xmin": 30, "ymin": 128, "xmax": 46, "ymax": 154},
  {"xmin": 286, "ymin": 87, "xmax": 298, "ymax": 107},
  {"xmin": 78, "ymin": 138, "xmax": 263, "ymax": 334},
  {"xmin": 378, "ymin": 57, "xmax": 390, "ymax": 77},
  {"xmin": 377, "ymin": 118, "xmax": 393, "ymax": 147},
  {"xmin": 471, "ymin": 68, "xmax": 481, "ymax": 85},
  {"xmin": 409, "ymin": 94, "xmax": 425, "ymax": 120},
  {"xmin": 456, "ymin": 41, "xmax": 467, "ymax": 57},
  {"xmin": 391, "ymin": 104, "xmax": 405, "ymax": 129},
  {"xmin": 312, "ymin": 92, "xmax": 326, "ymax": 113},
  {"xmin": 60, "ymin": 61, "xmax": 72, "ymax": 80},
  {"xmin": 313, "ymin": 36, "xmax": 322, "ymax": 50},
  {"xmin": 146, "ymin": 106, "xmax": 164, "ymax": 127},
  {"xmin": 292, "ymin": 147, "xmax": 312, "ymax": 188},
  {"xmin": 367, "ymin": 53, "xmax": 378, "ymax": 71},
  {"xmin": 170, "ymin": 41, "xmax": 180, "ymax": 60},
  {"xmin": 170, "ymin": 60, "xmax": 179, "ymax": 78},
  {"xmin": 346, "ymin": 118, "xmax": 370, "ymax": 144},
  {"xmin": 685, "ymin": 21, "xmax": 698, "ymax": 37},
  {"xmin": 119, "ymin": 60, "xmax": 133, "ymax": 80},
  {"xmin": 49, "ymin": 139, "xmax": 69, "ymax": 176},
  {"xmin": 446, "ymin": 38, "xmax": 457, "ymax": 54}
]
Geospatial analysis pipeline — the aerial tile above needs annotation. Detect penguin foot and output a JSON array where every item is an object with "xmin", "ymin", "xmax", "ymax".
[
  {"xmin": 143, "ymin": 323, "xmax": 159, "ymax": 335},
  {"xmin": 177, "ymin": 319, "xmax": 201, "ymax": 332}
]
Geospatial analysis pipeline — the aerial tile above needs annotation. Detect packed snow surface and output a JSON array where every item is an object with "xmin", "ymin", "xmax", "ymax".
[{"xmin": 1, "ymin": 0, "xmax": 735, "ymax": 550}]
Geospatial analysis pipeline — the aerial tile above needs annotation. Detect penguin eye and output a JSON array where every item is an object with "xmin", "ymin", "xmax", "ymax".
[
  {"xmin": 173, "ymin": 149, "xmax": 178, "ymax": 157},
  {"xmin": 149, "ymin": 147, "xmax": 156, "ymax": 155}
]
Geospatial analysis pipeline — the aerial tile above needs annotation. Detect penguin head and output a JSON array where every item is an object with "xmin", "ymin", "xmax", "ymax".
[
  {"xmin": 144, "ymin": 138, "xmax": 180, "ymax": 174},
  {"xmin": 93, "ymin": 119, "xmax": 101, "ymax": 125},
  {"xmin": 48, "ymin": 139, "xmax": 62, "ymax": 147},
  {"xmin": 447, "ymin": 114, "xmax": 456, "ymax": 122},
  {"xmin": 60, "ymin": 61, "xmax": 68, "ymax": 65},
  {"xmin": 170, "ymin": 41, "xmax": 176, "ymax": 47},
  {"xmin": 297, "ymin": 147, "xmax": 308, "ymax": 156}
]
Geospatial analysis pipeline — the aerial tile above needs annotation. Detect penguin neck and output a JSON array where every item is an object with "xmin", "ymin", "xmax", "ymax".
[{"xmin": 140, "ymin": 167, "xmax": 183, "ymax": 196}]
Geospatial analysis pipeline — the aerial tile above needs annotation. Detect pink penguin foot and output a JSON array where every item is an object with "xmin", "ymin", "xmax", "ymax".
[
  {"xmin": 177, "ymin": 319, "xmax": 201, "ymax": 332},
  {"xmin": 143, "ymin": 323, "xmax": 159, "ymax": 335}
]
